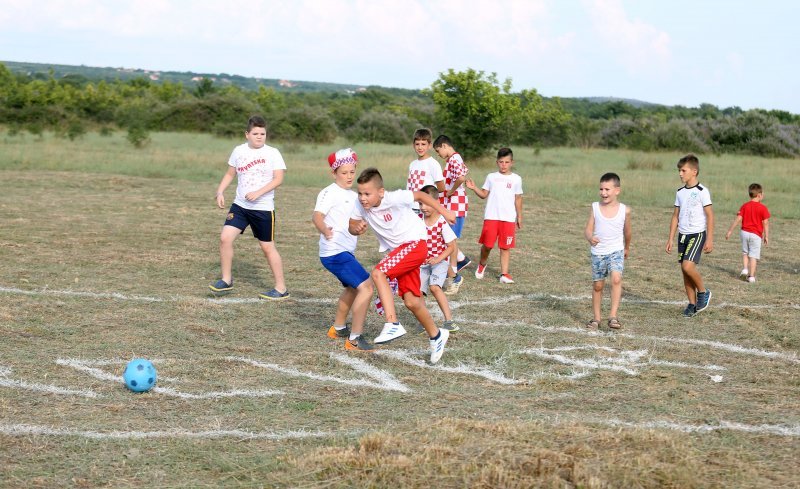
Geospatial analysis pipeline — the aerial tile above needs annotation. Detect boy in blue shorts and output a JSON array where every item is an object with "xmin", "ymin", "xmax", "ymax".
[
  {"xmin": 666, "ymin": 154, "xmax": 714, "ymax": 317},
  {"xmin": 209, "ymin": 115, "xmax": 289, "ymax": 300},
  {"xmin": 312, "ymin": 148, "xmax": 375, "ymax": 351}
]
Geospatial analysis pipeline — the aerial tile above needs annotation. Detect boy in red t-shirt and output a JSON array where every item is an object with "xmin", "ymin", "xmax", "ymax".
[{"xmin": 725, "ymin": 183, "xmax": 771, "ymax": 283}]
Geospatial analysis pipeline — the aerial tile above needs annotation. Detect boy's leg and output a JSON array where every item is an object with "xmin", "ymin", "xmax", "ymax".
[
  {"xmin": 609, "ymin": 271, "xmax": 623, "ymax": 318},
  {"xmin": 219, "ymin": 225, "xmax": 241, "ymax": 283},
  {"xmin": 681, "ymin": 262, "xmax": 702, "ymax": 304},
  {"xmin": 402, "ymin": 291, "xmax": 439, "ymax": 337},
  {"xmin": 350, "ymin": 278, "xmax": 374, "ymax": 336},
  {"xmin": 499, "ymin": 249, "xmax": 510, "ymax": 275},
  {"xmin": 372, "ymin": 268, "xmax": 398, "ymax": 323},
  {"xmin": 592, "ymin": 280, "xmax": 604, "ymax": 321},
  {"xmin": 749, "ymin": 257, "xmax": 758, "ymax": 279},
  {"xmin": 258, "ymin": 241, "xmax": 287, "ymax": 293},
  {"xmin": 479, "ymin": 245, "xmax": 491, "ymax": 266},
  {"xmin": 430, "ymin": 285, "xmax": 452, "ymax": 321},
  {"xmin": 334, "ymin": 287, "xmax": 357, "ymax": 327},
  {"xmin": 741, "ymin": 253, "xmax": 749, "ymax": 275}
]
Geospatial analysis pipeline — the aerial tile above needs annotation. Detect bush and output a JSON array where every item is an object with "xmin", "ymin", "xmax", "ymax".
[
  {"xmin": 126, "ymin": 125, "xmax": 150, "ymax": 148},
  {"xmin": 598, "ymin": 119, "xmax": 655, "ymax": 151},
  {"xmin": 346, "ymin": 111, "xmax": 419, "ymax": 145},
  {"xmin": 269, "ymin": 107, "xmax": 337, "ymax": 143},
  {"xmin": 653, "ymin": 120, "xmax": 709, "ymax": 153}
]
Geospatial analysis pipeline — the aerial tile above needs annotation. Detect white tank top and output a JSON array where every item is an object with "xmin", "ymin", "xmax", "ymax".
[{"xmin": 591, "ymin": 202, "xmax": 626, "ymax": 256}]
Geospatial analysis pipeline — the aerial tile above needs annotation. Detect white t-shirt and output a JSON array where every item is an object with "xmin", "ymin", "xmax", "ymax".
[
  {"xmin": 407, "ymin": 156, "xmax": 444, "ymax": 209},
  {"xmin": 314, "ymin": 183, "xmax": 359, "ymax": 257},
  {"xmin": 228, "ymin": 143, "xmax": 287, "ymax": 211},
  {"xmin": 482, "ymin": 172, "xmax": 523, "ymax": 222},
  {"xmin": 351, "ymin": 190, "xmax": 427, "ymax": 252},
  {"xmin": 675, "ymin": 184, "xmax": 712, "ymax": 234},
  {"xmin": 590, "ymin": 202, "xmax": 627, "ymax": 256}
]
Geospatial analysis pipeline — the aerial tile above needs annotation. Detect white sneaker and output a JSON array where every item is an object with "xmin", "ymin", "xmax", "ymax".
[
  {"xmin": 475, "ymin": 264, "xmax": 486, "ymax": 279},
  {"xmin": 739, "ymin": 269, "xmax": 749, "ymax": 281},
  {"xmin": 429, "ymin": 328, "xmax": 450, "ymax": 364},
  {"xmin": 374, "ymin": 322, "xmax": 406, "ymax": 344},
  {"xmin": 748, "ymin": 276, "xmax": 756, "ymax": 283},
  {"xmin": 499, "ymin": 273, "xmax": 515, "ymax": 284}
]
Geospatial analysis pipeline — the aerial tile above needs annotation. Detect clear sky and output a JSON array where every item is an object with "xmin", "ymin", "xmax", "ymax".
[{"xmin": 1, "ymin": 0, "xmax": 798, "ymax": 113}]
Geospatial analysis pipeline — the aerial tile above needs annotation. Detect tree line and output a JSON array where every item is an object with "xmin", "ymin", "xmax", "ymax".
[{"xmin": 1, "ymin": 63, "xmax": 798, "ymax": 158}]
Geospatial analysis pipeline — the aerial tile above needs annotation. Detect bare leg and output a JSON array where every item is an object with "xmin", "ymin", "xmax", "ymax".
[
  {"xmin": 429, "ymin": 285, "xmax": 452, "ymax": 321},
  {"xmin": 592, "ymin": 279, "xmax": 604, "ymax": 321},
  {"xmin": 258, "ymin": 240, "xmax": 286, "ymax": 293},
  {"xmin": 609, "ymin": 271, "xmax": 623, "ymax": 318},
  {"xmin": 681, "ymin": 261, "xmax": 704, "ymax": 303},
  {"xmin": 499, "ymin": 249, "xmax": 510, "ymax": 275},
  {"xmin": 219, "ymin": 225, "xmax": 241, "ymax": 283},
  {"xmin": 349, "ymin": 278, "xmax": 374, "ymax": 335},
  {"xmin": 402, "ymin": 291, "xmax": 439, "ymax": 337},
  {"xmin": 479, "ymin": 245, "xmax": 491, "ymax": 267},
  {"xmin": 334, "ymin": 287, "xmax": 357, "ymax": 327},
  {"xmin": 741, "ymin": 253, "xmax": 749, "ymax": 273},
  {"xmin": 749, "ymin": 257, "xmax": 758, "ymax": 278},
  {"xmin": 372, "ymin": 269, "xmax": 398, "ymax": 323}
]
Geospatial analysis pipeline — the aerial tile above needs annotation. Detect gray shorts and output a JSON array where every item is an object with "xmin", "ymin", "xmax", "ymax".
[
  {"xmin": 420, "ymin": 261, "xmax": 449, "ymax": 293},
  {"xmin": 590, "ymin": 249, "xmax": 624, "ymax": 282},
  {"xmin": 741, "ymin": 230, "xmax": 763, "ymax": 259}
]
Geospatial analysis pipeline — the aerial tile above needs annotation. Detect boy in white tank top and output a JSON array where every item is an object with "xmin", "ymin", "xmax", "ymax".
[{"xmin": 583, "ymin": 172, "xmax": 632, "ymax": 330}]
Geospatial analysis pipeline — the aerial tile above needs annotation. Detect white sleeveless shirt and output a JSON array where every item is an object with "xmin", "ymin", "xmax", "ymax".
[{"xmin": 591, "ymin": 202, "xmax": 626, "ymax": 256}]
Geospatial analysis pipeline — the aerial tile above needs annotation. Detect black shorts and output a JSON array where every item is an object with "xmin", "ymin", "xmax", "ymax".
[
  {"xmin": 678, "ymin": 231, "xmax": 706, "ymax": 264},
  {"xmin": 224, "ymin": 203, "xmax": 275, "ymax": 242}
]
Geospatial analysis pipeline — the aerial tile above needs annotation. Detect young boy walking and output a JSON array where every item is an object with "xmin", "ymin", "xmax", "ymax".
[
  {"xmin": 465, "ymin": 148, "xmax": 523, "ymax": 284},
  {"xmin": 725, "ymin": 183, "xmax": 770, "ymax": 283},
  {"xmin": 434, "ymin": 134, "xmax": 471, "ymax": 295},
  {"xmin": 349, "ymin": 168, "xmax": 456, "ymax": 364},
  {"xmin": 666, "ymin": 154, "xmax": 714, "ymax": 317},
  {"xmin": 419, "ymin": 185, "xmax": 459, "ymax": 332},
  {"xmin": 209, "ymin": 115, "xmax": 289, "ymax": 300},
  {"xmin": 407, "ymin": 128, "xmax": 445, "ymax": 216},
  {"xmin": 584, "ymin": 173, "xmax": 632, "ymax": 330},
  {"xmin": 313, "ymin": 148, "xmax": 374, "ymax": 351}
]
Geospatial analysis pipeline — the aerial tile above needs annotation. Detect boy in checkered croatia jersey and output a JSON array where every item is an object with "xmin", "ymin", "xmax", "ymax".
[
  {"xmin": 419, "ymin": 185, "xmax": 459, "ymax": 332},
  {"xmin": 349, "ymin": 168, "xmax": 456, "ymax": 364},
  {"xmin": 407, "ymin": 128, "xmax": 446, "ymax": 217}
]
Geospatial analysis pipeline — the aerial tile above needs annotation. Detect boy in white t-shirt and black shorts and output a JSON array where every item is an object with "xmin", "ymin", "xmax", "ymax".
[
  {"xmin": 313, "ymin": 148, "xmax": 374, "ymax": 351},
  {"xmin": 465, "ymin": 148, "xmax": 523, "ymax": 284},
  {"xmin": 209, "ymin": 115, "xmax": 289, "ymax": 300}
]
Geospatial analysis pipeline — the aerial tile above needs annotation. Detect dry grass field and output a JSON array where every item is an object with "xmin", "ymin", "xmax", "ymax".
[{"xmin": 1, "ymin": 131, "xmax": 798, "ymax": 487}]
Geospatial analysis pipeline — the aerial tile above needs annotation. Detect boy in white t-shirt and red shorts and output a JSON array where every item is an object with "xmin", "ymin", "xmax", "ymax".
[
  {"xmin": 349, "ymin": 168, "xmax": 456, "ymax": 364},
  {"xmin": 465, "ymin": 148, "xmax": 523, "ymax": 284}
]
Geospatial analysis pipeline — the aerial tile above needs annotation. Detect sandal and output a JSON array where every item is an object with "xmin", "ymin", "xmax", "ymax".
[
  {"xmin": 586, "ymin": 319, "xmax": 600, "ymax": 330},
  {"xmin": 607, "ymin": 317, "xmax": 622, "ymax": 330}
]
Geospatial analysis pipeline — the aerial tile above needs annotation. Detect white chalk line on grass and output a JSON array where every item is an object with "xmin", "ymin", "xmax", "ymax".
[
  {"xmin": 2, "ymin": 285, "xmax": 797, "ymax": 310},
  {"xmin": 594, "ymin": 418, "xmax": 800, "ymax": 437},
  {"xmin": 0, "ymin": 423, "xmax": 345, "ymax": 441},
  {"xmin": 0, "ymin": 365, "xmax": 99, "ymax": 398}
]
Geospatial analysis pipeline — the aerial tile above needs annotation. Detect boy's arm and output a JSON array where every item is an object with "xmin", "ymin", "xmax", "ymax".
[
  {"xmin": 465, "ymin": 178, "xmax": 489, "ymax": 199},
  {"xmin": 245, "ymin": 169, "xmax": 285, "ymax": 202},
  {"xmin": 585, "ymin": 209, "xmax": 599, "ymax": 246},
  {"xmin": 725, "ymin": 215, "xmax": 743, "ymax": 240},
  {"xmin": 763, "ymin": 219, "xmax": 769, "ymax": 246},
  {"xmin": 312, "ymin": 211, "xmax": 333, "ymax": 240},
  {"xmin": 413, "ymin": 191, "xmax": 456, "ymax": 224},
  {"xmin": 446, "ymin": 176, "xmax": 467, "ymax": 198},
  {"xmin": 666, "ymin": 207, "xmax": 679, "ymax": 254},
  {"xmin": 435, "ymin": 179, "xmax": 446, "ymax": 194},
  {"xmin": 215, "ymin": 167, "xmax": 237, "ymax": 208},
  {"xmin": 348, "ymin": 218, "xmax": 368, "ymax": 236},
  {"xmin": 703, "ymin": 205, "xmax": 714, "ymax": 252},
  {"xmin": 429, "ymin": 240, "xmax": 456, "ymax": 265},
  {"xmin": 515, "ymin": 194, "xmax": 523, "ymax": 229},
  {"xmin": 623, "ymin": 206, "xmax": 632, "ymax": 258}
]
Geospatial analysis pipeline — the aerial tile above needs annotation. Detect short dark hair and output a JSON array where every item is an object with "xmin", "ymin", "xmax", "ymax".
[
  {"xmin": 413, "ymin": 128, "xmax": 433, "ymax": 143},
  {"xmin": 420, "ymin": 184, "xmax": 439, "ymax": 198},
  {"xmin": 600, "ymin": 172, "xmax": 621, "ymax": 187},
  {"xmin": 497, "ymin": 147, "xmax": 513, "ymax": 159},
  {"xmin": 247, "ymin": 115, "xmax": 267, "ymax": 132},
  {"xmin": 357, "ymin": 167, "xmax": 383, "ymax": 188},
  {"xmin": 677, "ymin": 153, "xmax": 700, "ymax": 174},
  {"xmin": 433, "ymin": 135, "xmax": 453, "ymax": 149},
  {"xmin": 748, "ymin": 183, "xmax": 763, "ymax": 198}
]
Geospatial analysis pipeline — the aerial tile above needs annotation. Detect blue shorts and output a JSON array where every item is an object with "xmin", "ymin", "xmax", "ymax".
[
  {"xmin": 224, "ymin": 203, "xmax": 275, "ymax": 242},
  {"xmin": 451, "ymin": 216, "xmax": 466, "ymax": 238},
  {"xmin": 320, "ymin": 252, "xmax": 370, "ymax": 289},
  {"xmin": 591, "ymin": 249, "xmax": 624, "ymax": 281},
  {"xmin": 678, "ymin": 232, "xmax": 706, "ymax": 264}
]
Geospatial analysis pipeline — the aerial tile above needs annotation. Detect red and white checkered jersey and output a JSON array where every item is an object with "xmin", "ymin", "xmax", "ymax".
[
  {"xmin": 425, "ymin": 215, "xmax": 457, "ymax": 259},
  {"xmin": 351, "ymin": 190, "xmax": 427, "ymax": 252},
  {"xmin": 444, "ymin": 153, "xmax": 469, "ymax": 217},
  {"xmin": 407, "ymin": 157, "xmax": 444, "ymax": 194}
]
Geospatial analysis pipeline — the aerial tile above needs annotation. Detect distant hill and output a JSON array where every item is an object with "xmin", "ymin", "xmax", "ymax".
[{"xmin": 561, "ymin": 96, "xmax": 662, "ymax": 108}]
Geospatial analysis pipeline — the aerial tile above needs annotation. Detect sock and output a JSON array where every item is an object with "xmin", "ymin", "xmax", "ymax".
[
  {"xmin": 430, "ymin": 330, "xmax": 441, "ymax": 341},
  {"xmin": 451, "ymin": 265, "xmax": 458, "ymax": 274},
  {"xmin": 349, "ymin": 334, "xmax": 360, "ymax": 341},
  {"xmin": 334, "ymin": 324, "xmax": 347, "ymax": 331},
  {"xmin": 457, "ymin": 251, "xmax": 465, "ymax": 261}
]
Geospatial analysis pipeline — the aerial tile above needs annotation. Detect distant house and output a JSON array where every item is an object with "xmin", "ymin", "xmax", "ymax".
[
  {"xmin": 279, "ymin": 79, "xmax": 297, "ymax": 88},
  {"xmin": 149, "ymin": 74, "xmax": 160, "ymax": 81}
]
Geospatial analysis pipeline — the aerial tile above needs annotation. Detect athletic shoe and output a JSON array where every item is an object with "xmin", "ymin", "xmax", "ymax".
[
  {"xmin": 456, "ymin": 257, "xmax": 472, "ymax": 272},
  {"xmin": 695, "ymin": 289, "xmax": 712, "ymax": 313},
  {"xmin": 444, "ymin": 274, "xmax": 464, "ymax": 295},
  {"xmin": 739, "ymin": 269, "xmax": 749, "ymax": 281},
  {"xmin": 327, "ymin": 325, "xmax": 350, "ymax": 339},
  {"xmin": 442, "ymin": 320, "xmax": 460, "ymax": 332},
  {"xmin": 345, "ymin": 336, "xmax": 374, "ymax": 351},
  {"xmin": 429, "ymin": 328, "xmax": 450, "ymax": 364},
  {"xmin": 499, "ymin": 273, "xmax": 515, "ymax": 284},
  {"xmin": 374, "ymin": 322, "xmax": 407, "ymax": 344},
  {"xmin": 209, "ymin": 279, "xmax": 233, "ymax": 295},
  {"xmin": 683, "ymin": 304, "xmax": 697, "ymax": 317},
  {"xmin": 748, "ymin": 276, "xmax": 756, "ymax": 283},
  {"xmin": 475, "ymin": 264, "xmax": 486, "ymax": 279},
  {"xmin": 259, "ymin": 288, "xmax": 290, "ymax": 301}
]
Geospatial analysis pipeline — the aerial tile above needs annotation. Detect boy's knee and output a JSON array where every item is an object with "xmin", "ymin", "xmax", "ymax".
[
  {"xmin": 403, "ymin": 294, "xmax": 422, "ymax": 309},
  {"xmin": 371, "ymin": 269, "xmax": 386, "ymax": 281},
  {"xmin": 592, "ymin": 281, "xmax": 605, "ymax": 292},
  {"xmin": 610, "ymin": 273, "xmax": 622, "ymax": 286},
  {"xmin": 358, "ymin": 279, "xmax": 374, "ymax": 294}
]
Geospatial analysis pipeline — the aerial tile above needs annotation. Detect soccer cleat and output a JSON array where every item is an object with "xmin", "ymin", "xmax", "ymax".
[
  {"xmin": 683, "ymin": 303, "xmax": 697, "ymax": 318},
  {"xmin": 444, "ymin": 274, "xmax": 464, "ymax": 295},
  {"xmin": 442, "ymin": 320, "xmax": 460, "ymax": 332},
  {"xmin": 345, "ymin": 336, "xmax": 375, "ymax": 351},
  {"xmin": 374, "ymin": 322, "xmax": 407, "ymax": 344},
  {"xmin": 327, "ymin": 325, "xmax": 350, "ymax": 339},
  {"xmin": 456, "ymin": 257, "xmax": 472, "ymax": 272},
  {"xmin": 747, "ymin": 276, "xmax": 756, "ymax": 283},
  {"xmin": 695, "ymin": 289, "xmax": 712, "ymax": 313},
  {"xmin": 739, "ymin": 269, "xmax": 749, "ymax": 281},
  {"xmin": 429, "ymin": 328, "xmax": 450, "ymax": 364},
  {"xmin": 499, "ymin": 273, "xmax": 515, "ymax": 284},
  {"xmin": 475, "ymin": 263, "xmax": 486, "ymax": 279},
  {"xmin": 259, "ymin": 288, "xmax": 290, "ymax": 301},
  {"xmin": 209, "ymin": 279, "xmax": 233, "ymax": 295}
]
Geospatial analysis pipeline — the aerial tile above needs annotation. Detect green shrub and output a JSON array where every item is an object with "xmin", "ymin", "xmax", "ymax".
[{"xmin": 346, "ymin": 111, "xmax": 418, "ymax": 145}]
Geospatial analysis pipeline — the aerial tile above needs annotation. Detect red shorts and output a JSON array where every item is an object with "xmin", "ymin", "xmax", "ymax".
[
  {"xmin": 478, "ymin": 220, "xmax": 517, "ymax": 250},
  {"xmin": 376, "ymin": 240, "xmax": 427, "ymax": 297}
]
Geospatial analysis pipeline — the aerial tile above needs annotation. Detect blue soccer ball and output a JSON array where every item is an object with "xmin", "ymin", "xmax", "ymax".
[{"xmin": 123, "ymin": 358, "xmax": 157, "ymax": 392}]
